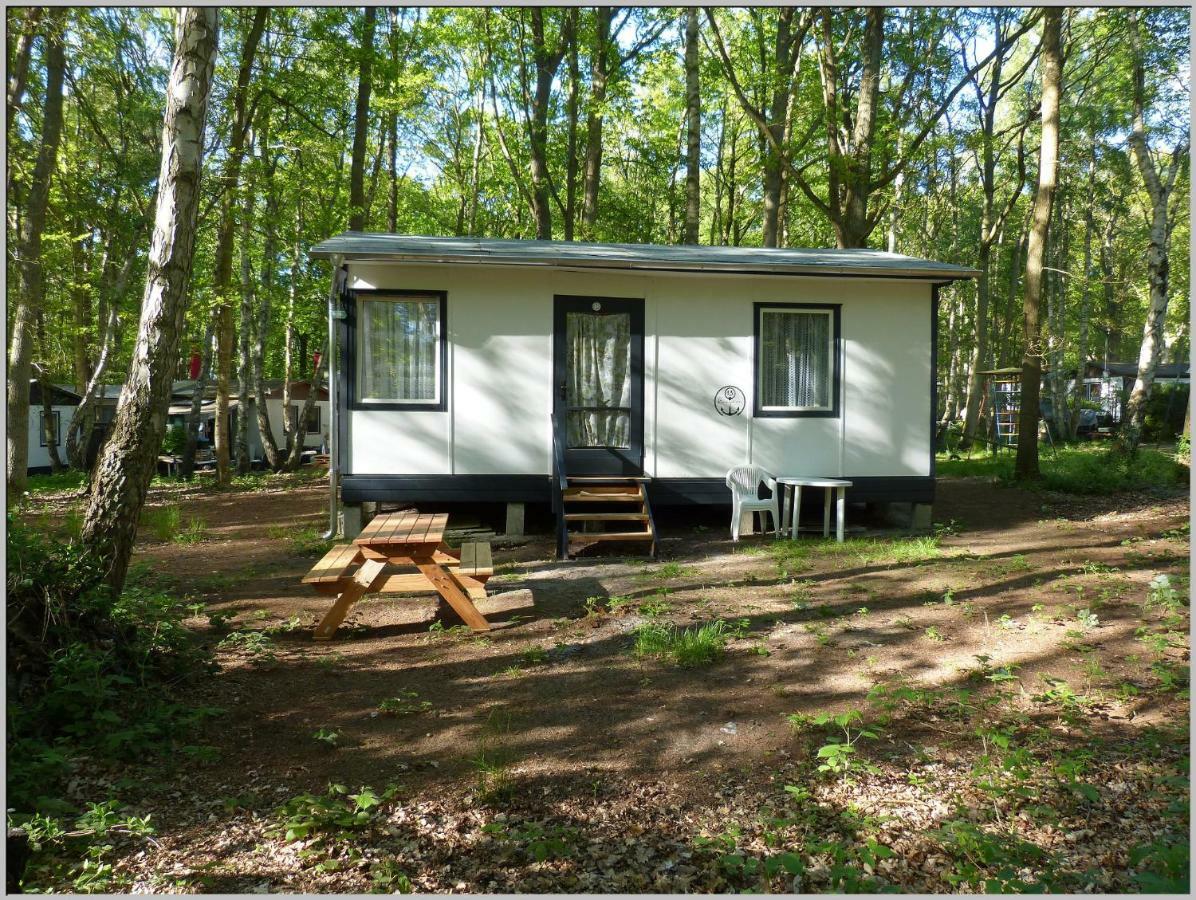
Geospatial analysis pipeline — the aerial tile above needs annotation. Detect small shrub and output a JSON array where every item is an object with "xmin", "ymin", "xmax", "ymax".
[{"xmin": 377, "ymin": 690, "xmax": 433, "ymax": 717}]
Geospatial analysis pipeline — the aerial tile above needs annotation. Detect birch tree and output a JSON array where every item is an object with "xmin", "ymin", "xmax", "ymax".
[
  {"xmin": 81, "ymin": 7, "xmax": 219, "ymax": 591},
  {"xmin": 1121, "ymin": 10, "xmax": 1189, "ymax": 448}
]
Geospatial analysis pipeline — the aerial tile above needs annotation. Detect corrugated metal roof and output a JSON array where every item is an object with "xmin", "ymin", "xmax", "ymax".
[{"xmin": 309, "ymin": 232, "xmax": 979, "ymax": 281}]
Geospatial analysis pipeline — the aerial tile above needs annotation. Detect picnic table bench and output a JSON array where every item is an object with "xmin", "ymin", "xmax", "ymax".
[{"xmin": 301, "ymin": 511, "xmax": 494, "ymax": 639}]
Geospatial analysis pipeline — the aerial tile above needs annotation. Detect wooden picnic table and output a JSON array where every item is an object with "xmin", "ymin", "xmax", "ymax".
[{"xmin": 306, "ymin": 511, "xmax": 492, "ymax": 639}]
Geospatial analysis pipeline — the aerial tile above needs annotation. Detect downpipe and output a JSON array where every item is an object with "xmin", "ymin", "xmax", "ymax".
[{"xmin": 321, "ymin": 260, "xmax": 344, "ymax": 540}]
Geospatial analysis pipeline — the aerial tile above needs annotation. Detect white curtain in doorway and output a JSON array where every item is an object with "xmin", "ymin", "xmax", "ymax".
[{"xmin": 566, "ymin": 311, "xmax": 631, "ymax": 448}]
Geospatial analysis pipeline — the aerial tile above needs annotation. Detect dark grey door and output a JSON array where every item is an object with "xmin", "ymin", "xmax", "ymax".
[{"xmin": 552, "ymin": 295, "xmax": 645, "ymax": 476}]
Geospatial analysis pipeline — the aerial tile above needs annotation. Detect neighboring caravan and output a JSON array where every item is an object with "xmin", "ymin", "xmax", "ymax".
[
  {"xmin": 26, "ymin": 382, "xmax": 81, "ymax": 474},
  {"xmin": 309, "ymin": 234, "xmax": 978, "ymax": 547}
]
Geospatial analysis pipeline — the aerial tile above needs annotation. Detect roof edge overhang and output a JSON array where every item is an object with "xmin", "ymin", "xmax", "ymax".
[{"xmin": 309, "ymin": 249, "xmax": 980, "ymax": 283}]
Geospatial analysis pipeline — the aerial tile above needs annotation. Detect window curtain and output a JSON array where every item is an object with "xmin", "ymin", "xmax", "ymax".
[
  {"xmin": 761, "ymin": 311, "xmax": 830, "ymax": 409},
  {"xmin": 566, "ymin": 311, "xmax": 631, "ymax": 448},
  {"xmin": 360, "ymin": 297, "xmax": 439, "ymax": 401}
]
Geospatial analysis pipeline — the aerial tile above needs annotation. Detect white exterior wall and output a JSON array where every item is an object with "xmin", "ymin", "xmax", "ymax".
[
  {"xmin": 27, "ymin": 404, "xmax": 76, "ymax": 470},
  {"xmin": 345, "ymin": 263, "xmax": 932, "ymax": 480},
  {"xmin": 263, "ymin": 398, "xmax": 329, "ymax": 450}
]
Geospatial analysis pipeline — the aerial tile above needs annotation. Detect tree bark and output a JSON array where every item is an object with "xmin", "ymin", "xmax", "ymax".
[
  {"xmin": 1015, "ymin": 8, "xmax": 1061, "ymax": 480},
  {"xmin": 81, "ymin": 7, "xmax": 219, "ymax": 592},
  {"xmin": 683, "ymin": 8, "xmax": 701, "ymax": 245},
  {"xmin": 1070, "ymin": 147, "xmax": 1095, "ymax": 437},
  {"xmin": 1122, "ymin": 10, "xmax": 1188, "ymax": 448},
  {"xmin": 580, "ymin": 8, "xmax": 613, "ymax": 239},
  {"xmin": 212, "ymin": 8, "xmax": 268, "ymax": 487},
  {"xmin": 66, "ymin": 303, "xmax": 119, "ymax": 472},
  {"xmin": 253, "ymin": 106, "xmax": 283, "ymax": 470},
  {"xmin": 6, "ymin": 9, "xmax": 65, "ymax": 497},
  {"xmin": 349, "ymin": 6, "xmax": 375, "ymax": 232},
  {"xmin": 5, "ymin": 7, "xmax": 40, "ymax": 130},
  {"xmin": 527, "ymin": 8, "xmax": 569, "ymax": 240},
  {"xmin": 180, "ymin": 321, "xmax": 213, "ymax": 480},
  {"xmin": 960, "ymin": 14, "xmax": 1028, "ymax": 448},
  {"xmin": 234, "ymin": 158, "xmax": 256, "ymax": 475}
]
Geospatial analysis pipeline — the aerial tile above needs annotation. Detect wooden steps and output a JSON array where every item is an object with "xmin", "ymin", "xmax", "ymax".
[{"xmin": 558, "ymin": 475, "xmax": 657, "ymax": 558}]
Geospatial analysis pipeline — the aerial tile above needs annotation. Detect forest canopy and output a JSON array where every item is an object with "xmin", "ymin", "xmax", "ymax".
[{"xmin": 5, "ymin": 6, "xmax": 1191, "ymax": 468}]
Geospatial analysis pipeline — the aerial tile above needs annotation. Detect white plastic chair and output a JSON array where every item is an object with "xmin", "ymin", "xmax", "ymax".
[{"xmin": 725, "ymin": 465, "xmax": 781, "ymax": 541}]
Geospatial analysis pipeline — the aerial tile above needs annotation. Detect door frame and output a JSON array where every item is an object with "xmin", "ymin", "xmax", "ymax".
[{"xmin": 552, "ymin": 294, "xmax": 645, "ymax": 476}]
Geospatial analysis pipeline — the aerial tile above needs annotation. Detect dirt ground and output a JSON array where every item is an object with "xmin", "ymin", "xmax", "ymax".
[{"xmin": 44, "ymin": 473, "xmax": 1191, "ymax": 892}]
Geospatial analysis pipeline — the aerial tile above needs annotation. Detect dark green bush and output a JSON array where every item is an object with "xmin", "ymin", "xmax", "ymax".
[
  {"xmin": 6, "ymin": 515, "xmax": 216, "ymax": 815},
  {"xmin": 1142, "ymin": 384, "xmax": 1190, "ymax": 442}
]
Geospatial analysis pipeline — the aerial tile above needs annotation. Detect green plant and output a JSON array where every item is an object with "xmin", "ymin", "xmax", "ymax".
[
  {"xmin": 639, "ymin": 561, "xmax": 694, "ymax": 581},
  {"xmin": 633, "ymin": 620, "xmax": 730, "ymax": 667},
  {"xmin": 482, "ymin": 821, "xmax": 577, "ymax": 861},
  {"xmin": 470, "ymin": 711, "xmax": 515, "ymax": 804},
  {"xmin": 272, "ymin": 783, "xmax": 399, "ymax": 842},
  {"xmin": 141, "ymin": 504, "xmax": 181, "ymax": 542},
  {"xmin": 217, "ymin": 630, "xmax": 277, "ymax": 663},
  {"xmin": 811, "ymin": 710, "xmax": 880, "ymax": 778},
  {"xmin": 160, "ymin": 423, "xmax": 186, "ymax": 456},
  {"xmin": 925, "ymin": 625, "xmax": 945, "ymax": 642},
  {"xmin": 1130, "ymin": 839, "xmax": 1190, "ymax": 892},
  {"xmin": 377, "ymin": 690, "xmax": 432, "ymax": 717},
  {"xmin": 174, "ymin": 516, "xmax": 207, "ymax": 544},
  {"xmin": 312, "ymin": 727, "xmax": 341, "ymax": 748}
]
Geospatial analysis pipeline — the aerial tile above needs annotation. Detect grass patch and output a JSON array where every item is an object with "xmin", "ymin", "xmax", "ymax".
[
  {"xmin": 268, "ymin": 523, "xmax": 333, "ymax": 556},
  {"xmin": 937, "ymin": 444, "xmax": 1187, "ymax": 494},
  {"xmin": 633, "ymin": 620, "xmax": 731, "ymax": 667},
  {"xmin": 24, "ymin": 470, "xmax": 87, "ymax": 495},
  {"xmin": 769, "ymin": 535, "xmax": 940, "ymax": 575}
]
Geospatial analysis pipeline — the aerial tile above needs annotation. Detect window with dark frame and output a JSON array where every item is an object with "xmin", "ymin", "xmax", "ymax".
[
  {"xmin": 355, "ymin": 293, "xmax": 445, "ymax": 408},
  {"xmin": 290, "ymin": 403, "xmax": 320, "ymax": 434},
  {"xmin": 754, "ymin": 303, "xmax": 841, "ymax": 418},
  {"xmin": 39, "ymin": 410, "xmax": 61, "ymax": 447}
]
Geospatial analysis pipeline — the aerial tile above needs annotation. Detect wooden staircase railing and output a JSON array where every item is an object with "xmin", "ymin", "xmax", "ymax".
[
  {"xmin": 552, "ymin": 412, "xmax": 657, "ymax": 560},
  {"xmin": 551, "ymin": 413, "xmax": 570, "ymax": 559}
]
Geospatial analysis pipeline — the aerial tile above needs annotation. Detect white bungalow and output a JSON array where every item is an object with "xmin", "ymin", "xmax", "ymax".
[
  {"xmin": 308, "ymin": 235, "xmax": 978, "ymax": 553},
  {"xmin": 26, "ymin": 382, "xmax": 81, "ymax": 473}
]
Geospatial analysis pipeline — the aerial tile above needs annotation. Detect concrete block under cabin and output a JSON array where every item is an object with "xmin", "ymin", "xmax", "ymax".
[{"xmin": 308, "ymin": 235, "xmax": 977, "ymax": 545}]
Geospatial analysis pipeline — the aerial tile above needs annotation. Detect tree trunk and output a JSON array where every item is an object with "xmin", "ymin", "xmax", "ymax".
[
  {"xmin": 81, "ymin": 7, "xmax": 219, "ymax": 592},
  {"xmin": 683, "ymin": 8, "xmax": 701, "ymax": 245},
  {"xmin": 1070, "ymin": 149, "xmax": 1095, "ymax": 437},
  {"xmin": 234, "ymin": 161, "xmax": 256, "ymax": 475},
  {"xmin": 349, "ymin": 6, "xmax": 375, "ymax": 231},
  {"xmin": 563, "ymin": 16, "xmax": 580, "ymax": 241},
  {"xmin": 66, "ymin": 303, "xmax": 119, "ymax": 471},
  {"xmin": 580, "ymin": 7, "xmax": 613, "ymax": 239},
  {"xmin": 1122, "ymin": 10, "xmax": 1188, "ymax": 448},
  {"xmin": 180, "ymin": 321, "xmax": 213, "ymax": 480},
  {"xmin": 1015, "ymin": 8, "xmax": 1061, "ymax": 480},
  {"xmin": 253, "ymin": 107, "xmax": 283, "ymax": 470},
  {"xmin": 211, "ymin": 8, "xmax": 268, "ymax": 487},
  {"xmin": 283, "ymin": 338, "xmax": 328, "ymax": 470},
  {"xmin": 527, "ymin": 8, "xmax": 567, "ymax": 240},
  {"xmin": 386, "ymin": 8, "xmax": 400, "ymax": 233},
  {"xmin": 71, "ymin": 222, "xmax": 93, "ymax": 393},
  {"xmin": 6, "ymin": 9, "xmax": 65, "ymax": 498},
  {"xmin": 5, "ymin": 7, "xmax": 40, "ymax": 130}
]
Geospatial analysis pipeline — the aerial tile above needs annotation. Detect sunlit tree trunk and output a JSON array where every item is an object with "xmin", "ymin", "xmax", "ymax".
[
  {"xmin": 212, "ymin": 8, "xmax": 268, "ymax": 486},
  {"xmin": 81, "ymin": 7, "xmax": 219, "ymax": 591},
  {"xmin": 682, "ymin": 8, "xmax": 701, "ymax": 245},
  {"xmin": 1015, "ymin": 9, "xmax": 1061, "ymax": 480},
  {"xmin": 1122, "ymin": 10, "xmax": 1188, "ymax": 449},
  {"xmin": 349, "ymin": 6, "xmax": 375, "ymax": 232}
]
